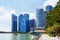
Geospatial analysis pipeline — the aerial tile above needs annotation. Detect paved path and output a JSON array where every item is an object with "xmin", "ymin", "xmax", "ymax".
[{"xmin": 38, "ymin": 34, "xmax": 60, "ymax": 40}]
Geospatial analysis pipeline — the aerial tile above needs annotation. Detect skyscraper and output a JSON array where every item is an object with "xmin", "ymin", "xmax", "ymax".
[
  {"xmin": 42, "ymin": 11, "xmax": 46, "ymax": 29},
  {"xmin": 24, "ymin": 14, "xmax": 30, "ymax": 32},
  {"xmin": 12, "ymin": 14, "xmax": 17, "ymax": 32},
  {"xmin": 36, "ymin": 9, "xmax": 46, "ymax": 29},
  {"xmin": 46, "ymin": 5, "xmax": 53, "ymax": 15},
  {"xmin": 19, "ymin": 14, "xmax": 30, "ymax": 32},
  {"xmin": 29, "ymin": 19, "xmax": 36, "ymax": 30},
  {"xmin": 46, "ymin": 5, "xmax": 53, "ymax": 11},
  {"xmin": 19, "ymin": 14, "xmax": 24, "ymax": 32}
]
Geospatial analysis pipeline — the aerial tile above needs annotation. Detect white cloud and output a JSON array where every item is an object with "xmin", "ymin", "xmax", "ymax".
[
  {"xmin": 43, "ymin": 0, "xmax": 59, "ymax": 10},
  {"xmin": 29, "ymin": 13, "xmax": 36, "ymax": 20},
  {"xmin": 0, "ymin": 6, "xmax": 16, "ymax": 32}
]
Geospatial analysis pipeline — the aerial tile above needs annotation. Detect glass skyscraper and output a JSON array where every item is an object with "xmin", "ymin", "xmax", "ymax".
[
  {"xmin": 24, "ymin": 14, "xmax": 30, "ymax": 32},
  {"xmin": 46, "ymin": 5, "xmax": 53, "ymax": 11},
  {"xmin": 29, "ymin": 19, "xmax": 36, "ymax": 28},
  {"xmin": 29, "ymin": 19, "xmax": 36, "ymax": 31},
  {"xmin": 36, "ymin": 9, "xmax": 46, "ymax": 29},
  {"xmin": 12, "ymin": 14, "xmax": 17, "ymax": 32},
  {"xmin": 19, "ymin": 14, "xmax": 30, "ymax": 32},
  {"xmin": 19, "ymin": 14, "xmax": 24, "ymax": 32},
  {"xmin": 46, "ymin": 5, "xmax": 53, "ymax": 15}
]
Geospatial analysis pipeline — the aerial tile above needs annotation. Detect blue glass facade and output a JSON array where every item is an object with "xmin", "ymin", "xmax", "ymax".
[
  {"xmin": 19, "ymin": 14, "xmax": 30, "ymax": 32},
  {"xmin": 19, "ymin": 14, "xmax": 25, "ymax": 32},
  {"xmin": 36, "ymin": 9, "xmax": 46, "ymax": 29},
  {"xmin": 12, "ymin": 14, "xmax": 17, "ymax": 32},
  {"xmin": 29, "ymin": 19, "xmax": 35, "ymax": 28},
  {"xmin": 29, "ymin": 19, "xmax": 36, "ymax": 31},
  {"xmin": 24, "ymin": 14, "xmax": 30, "ymax": 32},
  {"xmin": 42, "ymin": 11, "xmax": 46, "ymax": 28},
  {"xmin": 46, "ymin": 5, "xmax": 53, "ymax": 11}
]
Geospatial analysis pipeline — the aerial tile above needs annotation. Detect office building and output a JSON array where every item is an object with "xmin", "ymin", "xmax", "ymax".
[
  {"xmin": 12, "ymin": 14, "xmax": 17, "ymax": 32},
  {"xmin": 29, "ymin": 19, "xmax": 36, "ymax": 30},
  {"xmin": 24, "ymin": 14, "xmax": 30, "ymax": 32},
  {"xmin": 46, "ymin": 5, "xmax": 53, "ymax": 15},
  {"xmin": 46, "ymin": 5, "xmax": 53, "ymax": 11},
  {"xmin": 19, "ymin": 14, "xmax": 30, "ymax": 32},
  {"xmin": 36, "ymin": 9, "xmax": 46, "ymax": 29},
  {"xmin": 19, "ymin": 14, "xmax": 24, "ymax": 32}
]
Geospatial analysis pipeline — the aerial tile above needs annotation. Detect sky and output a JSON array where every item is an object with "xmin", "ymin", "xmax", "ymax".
[{"xmin": 0, "ymin": 0, "xmax": 59, "ymax": 32}]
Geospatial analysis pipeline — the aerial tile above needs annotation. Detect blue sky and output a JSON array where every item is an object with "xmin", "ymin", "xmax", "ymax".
[
  {"xmin": 0, "ymin": 0, "xmax": 46, "ymax": 13},
  {"xmin": 0, "ymin": 0, "xmax": 59, "ymax": 32}
]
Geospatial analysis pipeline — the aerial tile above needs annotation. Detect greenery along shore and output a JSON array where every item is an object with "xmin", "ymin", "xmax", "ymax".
[{"xmin": 45, "ymin": 0, "xmax": 60, "ymax": 36}]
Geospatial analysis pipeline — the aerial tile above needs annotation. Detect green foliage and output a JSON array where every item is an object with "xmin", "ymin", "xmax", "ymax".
[
  {"xmin": 45, "ymin": 1, "xmax": 60, "ymax": 36},
  {"xmin": 46, "ymin": 1, "xmax": 60, "ymax": 26},
  {"xmin": 48, "ymin": 33, "xmax": 54, "ymax": 37},
  {"xmin": 46, "ymin": 24, "xmax": 60, "ymax": 36},
  {"xmin": 52, "ymin": 24, "xmax": 60, "ymax": 34}
]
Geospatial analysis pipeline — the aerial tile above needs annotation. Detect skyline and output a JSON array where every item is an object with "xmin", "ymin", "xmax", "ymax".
[{"xmin": 0, "ymin": 0, "xmax": 59, "ymax": 32}]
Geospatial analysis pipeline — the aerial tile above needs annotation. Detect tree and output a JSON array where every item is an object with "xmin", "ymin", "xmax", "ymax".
[
  {"xmin": 46, "ymin": 0, "xmax": 60, "ymax": 27},
  {"xmin": 46, "ymin": 0, "xmax": 60, "ymax": 36}
]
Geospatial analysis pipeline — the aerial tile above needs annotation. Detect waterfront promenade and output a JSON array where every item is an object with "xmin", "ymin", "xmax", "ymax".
[{"xmin": 38, "ymin": 34, "xmax": 60, "ymax": 40}]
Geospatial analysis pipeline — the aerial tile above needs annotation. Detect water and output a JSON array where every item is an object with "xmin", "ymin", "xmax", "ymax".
[{"xmin": 0, "ymin": 33, "xmax": 39, "ymax": 40}]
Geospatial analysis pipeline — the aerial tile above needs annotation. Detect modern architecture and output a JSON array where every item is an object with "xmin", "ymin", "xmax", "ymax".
[
  {"xmin": 12, "ymin": 14, "xmax": 17, "ymax": 32},
  {"xmin": 36, "ymin": 9, "xmax": 46, "ymax": 29}
]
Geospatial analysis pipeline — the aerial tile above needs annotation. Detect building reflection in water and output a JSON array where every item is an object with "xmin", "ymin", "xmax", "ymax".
[
  {"xmin": 18, "ymin": 33, "xmax": 29, "ymax": 40},
  {"xmin": 11, "ymin": 33, "xmax": 38, "ymax": 40}
]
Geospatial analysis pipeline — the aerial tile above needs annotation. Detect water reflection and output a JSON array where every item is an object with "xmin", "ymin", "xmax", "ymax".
[
  {"xmin": 29, "ymin": 34, "xmax": 34, "ymax": 40},
  {"xmin": 18, "ymin": 33, "xmax": 29, "ymax": 40},
  {"xmin": 11, "ymin": 33, "xmax": 39, "ymax": 40},
  {"xmin": 29, "ymin": 34, "xmax": 39, "ymax": 40}
]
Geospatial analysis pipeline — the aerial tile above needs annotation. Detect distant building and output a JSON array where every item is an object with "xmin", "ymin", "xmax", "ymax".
[
  {"xmin": 46, "ymin": 5, "xmax": 53, "ymax": 15},
  {"xmin": 36, "ymin": 9, "xmax": 46, "ymax": 29},
  {"xmin": 12, "ymin": 14, "xmax": 17, "ymax": 32},
  {"xmin": 29, "ymin": 19, "xmax": 36, "ymax": 30},
  {"xmin": 19, "ymin": 14, "xmax": 30, "ymax": 32},
  {"xmin": 19, "ymin": 14, "xmax": 24, "ymax": 32},
  {"xmin": 42, "ymin": 11, "xmax": 46, "ymax": 28},
  {"xmin": 46, "ymin": 5, "xmax": 53, "ymax": 11},
  {"xmin": 24, "ymin": 14, "xmax": 30, "ymax": 32}
]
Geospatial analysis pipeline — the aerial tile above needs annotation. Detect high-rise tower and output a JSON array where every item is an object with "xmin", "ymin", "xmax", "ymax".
[
  {"xmin": 12, "ymin": 14, "xmax": 17, "ymax": 32},
  {"xmin": 36, "ymin": 9, "xmax": 46, "ymax": 29},
  {"xmin": 19, "ymin": 14, "xmax": 30, "ymax": 32}
]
